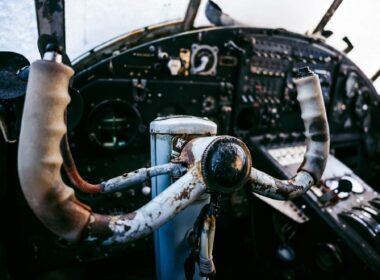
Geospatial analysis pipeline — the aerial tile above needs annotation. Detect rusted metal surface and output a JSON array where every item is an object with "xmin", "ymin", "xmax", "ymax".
[
  {"xmin": 61, "ymin": 132, "xmax": 103, "ymax": 194},
  {"xmin": 250, "ymin": 169, "xmax": 314, "ymax": 200},
  {"xmin": 180, "ymin": 135, "xmax": 254, "ymax": 194},
  {"xmin": 102, "ymin": 163, "xmax": 187, "ymax": 193},
  {"xmin": 201, "ymin": 136, "xmax": 252, "ymax": 194},
  {"xmin": 62, "ymin": 124, "xmax": 187, "ymax": 194},
  {"xmin": 87, "ymin": 167, "xmax": 206, "ymax": 245},
  {"xmin": 19, "ymin": 55, "xmax": 329, "ymax": 251},
  {"xmin": 180, "ymin": 136, "xmax": 218, "ymax": 172}
]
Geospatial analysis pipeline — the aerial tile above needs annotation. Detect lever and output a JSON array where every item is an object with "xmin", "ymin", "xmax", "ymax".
[
  {"xmin": 191, "ymin": 56, "xmax": 209, "ymax": 74},
  {"xmin": 354, "ymin": 205, "xmax": 380, "ymax": 223},
  {"xmin": 249, "ymin": 67, "xmax": 330, "ymax": 200},
  {"xmin": 339, "ymin": 211, "xmax": 377, "ymax": 242}
]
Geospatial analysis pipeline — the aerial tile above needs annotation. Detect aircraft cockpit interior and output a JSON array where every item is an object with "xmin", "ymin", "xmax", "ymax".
[{"xmin": 1, "ymin": 0, "xmax": 380, "ymax": 279}]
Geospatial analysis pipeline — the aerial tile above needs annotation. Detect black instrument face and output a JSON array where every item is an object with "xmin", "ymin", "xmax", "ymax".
[{"xmin": 87, "ymin": 100, "xmax": 142, "ymax": 150}]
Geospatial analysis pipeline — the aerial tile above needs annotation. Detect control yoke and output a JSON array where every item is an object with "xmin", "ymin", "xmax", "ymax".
[{"xmin": 17, "ymin": 46, "xmax": 329, "ymax": 246}]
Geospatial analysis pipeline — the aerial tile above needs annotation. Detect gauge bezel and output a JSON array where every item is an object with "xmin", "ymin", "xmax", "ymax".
[
  {"xmin": 86, "ymin": 99, "xmax": 143, "ymax": 151},
  {"xmin": 190, "ymin": 44, "xmax": 219, "ymax": 76}
]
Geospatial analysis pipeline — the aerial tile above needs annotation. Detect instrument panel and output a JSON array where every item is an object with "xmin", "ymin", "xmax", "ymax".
[{"xmin": 71, "ymin": 27, "xmax": 380, "ymax": 184}]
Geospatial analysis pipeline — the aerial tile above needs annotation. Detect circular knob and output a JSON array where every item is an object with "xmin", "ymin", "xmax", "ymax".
[{"xmin": 201, "ymin": 136, "xmax": 251, "ymax": 194}]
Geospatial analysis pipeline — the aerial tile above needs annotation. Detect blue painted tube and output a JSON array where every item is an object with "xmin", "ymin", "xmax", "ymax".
[{"xmin": 150, "ymin": 116, "xmax": 216, "ymax": 280}]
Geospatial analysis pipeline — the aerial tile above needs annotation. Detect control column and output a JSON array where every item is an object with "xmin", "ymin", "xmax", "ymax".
[{"xmin": 150, "ymin": 116, "xmax": 217, "ymax": 280}]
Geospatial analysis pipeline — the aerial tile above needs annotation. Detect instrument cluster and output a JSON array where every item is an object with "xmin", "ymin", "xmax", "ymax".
[{"xmin": 65, "ymin": 26, "xmax": 380, "ymax": 192}]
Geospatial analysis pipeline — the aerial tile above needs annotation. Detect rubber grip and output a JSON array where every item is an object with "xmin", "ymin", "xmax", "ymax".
[
  {"xmin": 18, "ymin": 60, "xmax": 91, "ymax": 242},
  {"xmin": 295, "ymin": 73, "xmax": 330, "ymax": 181}
]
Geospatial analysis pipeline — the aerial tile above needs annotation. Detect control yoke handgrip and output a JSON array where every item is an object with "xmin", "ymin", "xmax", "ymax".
[
  {"xmin": 250, "ymin": 67, "xmax": 330, "ymax": 200},
  {"xmin": 295, "ymin": 68, "xmax": 330, "ymax": 181}
]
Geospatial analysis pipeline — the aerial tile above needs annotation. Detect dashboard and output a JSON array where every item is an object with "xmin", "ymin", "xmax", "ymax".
[
  {"xmin": 70, "ymin": 27, "xmax": 379, "ymax": 186},
  {"xmin": 2, "ymin": 26, "xmax": 380, "ymax": 279}
]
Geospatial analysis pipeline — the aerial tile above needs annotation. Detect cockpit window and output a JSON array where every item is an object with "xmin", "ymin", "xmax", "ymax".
[
  {"xmin": 194, "ymin": 0, "xmax": 334, "ymax": 34},
  {"xmin": 0, "ymin": 1, "xmax": 39, "ymax": 61},
  {"xmin": 0, "ymin": 0, "xmax": 379, "ymax": 92},
  {"xmin": 66, "ymin": 0, "xmax": 189, "ymax": 59},
  {"xmin": 323, "ymin": 0, "xmax": 380, "ymax": 91}
]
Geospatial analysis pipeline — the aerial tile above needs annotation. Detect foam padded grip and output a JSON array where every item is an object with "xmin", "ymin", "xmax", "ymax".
[
  {"xmin": 18, "ymin": 60, "xmax": 91, "ymax": 242},
  {"xmin": 295, "ymin": 74, "xmax": 330, "ymax": 181}
]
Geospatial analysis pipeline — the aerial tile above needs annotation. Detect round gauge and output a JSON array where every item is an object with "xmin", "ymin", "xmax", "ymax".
[
  {"xmin": 190, "ymin": 44, "xmax": 218, "ymax": 76},
  {"xmin": 202, "ymin": 96, "xmax": 216, "ymax": 113},
  {"xmin": 87, "ymin": 100, "xmax": 142, "ymax": 150}
]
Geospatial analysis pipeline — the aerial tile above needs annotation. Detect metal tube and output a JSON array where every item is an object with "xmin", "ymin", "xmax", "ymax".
[
  {"xmin": 61, "ymin": 132, "xmax": 103, "ymax": 193},
  {"xmin": 250, "ymin": 68, "xmax": 329, "ymax": 200},
  {"xmin": 182, "ymin": 0, "xmax": 202, "ymax": 31},
  {"xmin": 150, "ymin": 116, "xmax": 216, "ymax": 280},
  {"xmin": 371, "ymin": 68, "xmax": 380, "ymax": 82},
  {"xmin": 87, "ymin": 167, "xmax": 207, "ymax": 244},
  {"xmin": 250, "ymin": 169, "xmax": 314, "ymax": 200},
  {"xmin": 312, "ymin": 0, "xmax": 344, "ymax": 35},
  {"xmin": 102, "ymin": 163, "xmax": 187, "ymax": 193},
  {"xmin": 62, "ymin": 130, "xmax": 187, "ymax": 194}
]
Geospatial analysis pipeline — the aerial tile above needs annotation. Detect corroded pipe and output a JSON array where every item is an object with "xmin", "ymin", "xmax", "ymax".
[
  {"xmin": 250, "ymin": 67, "xmax": 330, "ymax": 200},
  {"xmin": 61, "ymin": 132, "xmax": 103, "ymax": 193},
  {"xmin": 101, "ymin": 162, "xmax": 187, "ymax": 193},
  {"xmin": 18, "ymin": 58, "xmax": 205, "ymax": 243},
  {"xmin": 62, "ymin": 133, "xmax": 187, "ymax": 194}
]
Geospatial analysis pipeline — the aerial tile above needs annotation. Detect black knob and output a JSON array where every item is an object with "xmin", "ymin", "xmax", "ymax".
[
  {"xmin": 337, "ymin": 179, "xmax": 352, "ymax": 193},
  {"xmin": 201, "ymin": 136, "xmax": 252, "ymax": 194}
]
